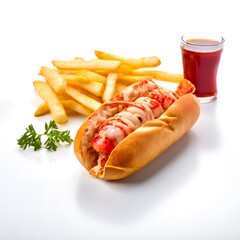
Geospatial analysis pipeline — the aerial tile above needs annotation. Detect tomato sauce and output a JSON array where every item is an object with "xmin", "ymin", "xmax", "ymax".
[{"xmin": 181, "ymin": 39, "xmax": 223, "ymax": 98}]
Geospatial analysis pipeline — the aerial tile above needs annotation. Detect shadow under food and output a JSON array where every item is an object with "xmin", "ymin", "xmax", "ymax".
[{"xmin": 76, "ymin": 131, "xmax": 199, "ymax": 224}]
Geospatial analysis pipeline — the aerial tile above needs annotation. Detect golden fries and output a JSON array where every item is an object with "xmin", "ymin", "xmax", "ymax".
[
  {"xmin": 34, "ymin": 100, "xmax": 92, "ymax": 117},
  {"xmin": 95, "ymin": 50, "xmax": 161, "ymax": 69},
  {"xmin": 66, "ymin": 80, "xmax": 104, "ymax": 97},
  {"xmin": 33, "ymin": 81, "xmax": 68, "ymax": 124},
  {"xmin": 131, "ymin": 69, "xmax": 184, "ymax": 83},
  {"xmin": 52, "ymin": 59, "xmax": 121, "ymax": 71},
  {"xmin": 61, "ymin": 100, "xmax": 92, "ymax": 116},
  {"xmin": 32, "ymin": 50, "xmax": 183, "ymax": 124},
  {"xmin": 57, "ymin": 70, "xmax": 106, "ymax": 83},
  {"xmin": 114, "ymin": 83, "xmax": 128, "ymax": 95},
  {"xmin": 93, "ymin": 64, "xmax": 133, "ymax": 75},
  {"xmin": 65, "ymin": 86, "xmax": 102, "ymax": 111},
  {"xmin": 117, "ymin": 74, "xmax": 153, "ymax": 84},
  {"xmin": 39, "ymin": 66, "xmax": 66, "ymax": 94},
  {"xmin": 34, "ymin": 102, "xmax": 50, "ymax": 117},
  {"xmin": 102, "ymin": 73, "xmax": 117, "ymax": 102},
  {"xmin": 60, "ymin": 74, "xmax": 89, "ymax": 83}
]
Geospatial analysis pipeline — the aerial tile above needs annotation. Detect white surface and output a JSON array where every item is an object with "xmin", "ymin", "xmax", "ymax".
[{"xmin": 0, "ymin": 0, "xmax": 240, "ymax": 239}]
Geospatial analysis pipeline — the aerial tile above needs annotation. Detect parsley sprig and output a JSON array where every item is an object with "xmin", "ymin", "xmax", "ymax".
[{"xmin": 17, "ymin": 120, "xmax": 73, "ymax": 151}]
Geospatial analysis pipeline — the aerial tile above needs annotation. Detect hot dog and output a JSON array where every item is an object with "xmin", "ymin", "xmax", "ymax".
[{"xmin": 74, "ymin": 79, "xmax": 200, "ymax": 180}]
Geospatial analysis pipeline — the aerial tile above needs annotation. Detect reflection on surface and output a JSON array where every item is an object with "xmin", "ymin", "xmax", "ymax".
[
  {"xmin": 195, "ymin": 100, "xmax": 221, "ymax": 151},
  {"xmin": 76, "ymin": 131, "xmax": 199, "ymax": 224}
]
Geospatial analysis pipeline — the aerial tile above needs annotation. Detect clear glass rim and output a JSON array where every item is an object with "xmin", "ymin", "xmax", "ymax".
[{"xmin": 181, "ymin": 34, "xmax": 225, "ymax": 47}]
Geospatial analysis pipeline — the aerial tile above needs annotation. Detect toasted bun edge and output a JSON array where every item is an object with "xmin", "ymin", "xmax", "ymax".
[
  {"xmin": 103, "ymin": 93, "xmax": 200, "ymax": 180},
  {"xmin": 74, "ymin": 93, "xmax": 200, "ymax": 180}
]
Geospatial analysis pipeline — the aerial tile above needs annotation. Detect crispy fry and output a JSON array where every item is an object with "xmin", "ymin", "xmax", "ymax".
[
  {"xmin": 114, "ymin": 83, "xmax": 128, "ymax": 95},
  {"xmin": 117, "ymin": 74, "xmax": 153, "ymax": 84},
  {"xmin": 65, "ymin": 86, "xmax": 102, "ymax": 111},
  {"xmin": 75, "ymin": 70, "xmax": 106, "ymax": 83},
  {"xmin": 66, "ymin": 80, "xmax": 104, "ymax": 97},
  {"xmin": 52, "ymin": 59, "xmax": 121, "ymax": 71},
  {"xmin": 57, "ymin": 69, "xmax": 80, "ymax": 74},
  {"xmin": 57, "ymin": 92, "xmax": 73, "ymax": 101},
  {"xmin": 39, "ymin": 66, "xmax": 66, "ymax": 94},
  {"xmin": 131, "ymin": 69, "xmax": 184, "ymax": 83},
  {"xmin": 61, "ymin": 73, "xmax": 89, "ymax": 83},
  {"xmin": 93, "ymin": 64, "xmax": 132, "ymax": 76},
  {"xmin": 32, "ymin": 50, "xmax": 185, "ymax": 123},
  {"xmin": 102, "ymin": 73, "xmax": 117, "ymax": 102},
  {"xmin": 34, "ymin": 101, "xmax": 91, "ymax": 116},
  {"xmin": 58, "ymin": 70, "xmax": 106, "ymax": 84},
  {"xmin": 95, "ymin": 50, "xmax": 161, "ymax": 69},
  {"xmin": 116, "ymin": 64, "xmax": 133, "ymax": 74},
  {"xmin": 33, "ymin": 80, "xmax": 68, "ymax": 124},
  {"xmin": 34, "ymin": 102, "xmax": 50, "ymax": 116},
  {"xmin": 61, "ymin": 100, "xmax": 92, "ymax": 116}
]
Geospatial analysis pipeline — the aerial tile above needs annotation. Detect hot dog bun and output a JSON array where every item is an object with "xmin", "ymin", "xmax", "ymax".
[
  {"xmin": 74, "ymin": 92, "xmax": 200, "ymax": 180},
  {"xmin": 103, "ymin": 93, "xmax": 200, "ymax": 180}
]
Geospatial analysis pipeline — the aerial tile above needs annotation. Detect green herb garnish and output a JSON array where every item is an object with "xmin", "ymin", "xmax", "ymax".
[{"xmin": 17, "ymin": 120, "xmax": 73, "ymax": 151}]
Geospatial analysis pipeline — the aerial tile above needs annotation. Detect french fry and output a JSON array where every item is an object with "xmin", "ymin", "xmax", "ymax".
[
  {"xmin": 34, "ymin": 100, "xmax": 92, "ymax": 117},
  {"xmin": 33, "ymin": 80, "xmax": 68, "ymax": 124},
  {"xmin": 57, "ymin": 69, "xmax": 80, "ymax": 75},
  {"xmin": 114, "ymin": 83, "xmax": 128, "ymax": 95},
  {"xmin": 95, "ymin": 50, "xmax": 161, "ymax": 69},
  {"xmin": 34, "ymin": 102, "xmax": 50, "ymax": 117},
  {"xmin": 58, "ymin": 69, "xmax": 106, "ymax": 84},
  {"xmin": 61, "ymin": 100, "xmax": 92, "ymax": 116},
  {"xmin": 93, "ymin": 64, "xmax": 132, "ymax": 76},
  {"xmin": 65, "ymin": 86, "xmax": 102, "ymax": 111},
  {"xmin": 57, "ymin": 92, "xmax": 73, "ymax": 101},
  {"xmin": 102, "ymin": 73, "xmax": 117, "ymax": 102},
  {"xmin": 116, "ymin": 64, "xmax": 133, "ymax": 74},
  {"xmin": 61, "ymin": 73, "xmax": 89, "ymax": 83},
  {"xmin": 66, "ymin": 80, "xmax": 104, "ymax": 97},
  {"xmin": 52, "ymin": 59, "xmax": 121, "ymax": 71},
  {"xmin": 117, "ymin": 74, "xmax": 153, "ymax": 84},
  {"xmin": 39, "ymin": 66, "xmax": 66, "ymax": 94},
  {"xmin": 32, "ymin": 50, "xmax": 185, "ymax": 123},
  {"xmin": 131, "ymin": 69, "xmax": 184, "ymax": 83}
]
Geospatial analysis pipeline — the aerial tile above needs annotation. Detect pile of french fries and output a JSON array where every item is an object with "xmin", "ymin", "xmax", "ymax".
[{"xmin": 33, "ymin": 50, "xmax": 184, "ymax": 124}]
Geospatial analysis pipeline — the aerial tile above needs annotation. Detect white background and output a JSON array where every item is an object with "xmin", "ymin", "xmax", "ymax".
[{"xmin": 0, "ymin": 0, "xmax": 240, "ymax": 239}]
